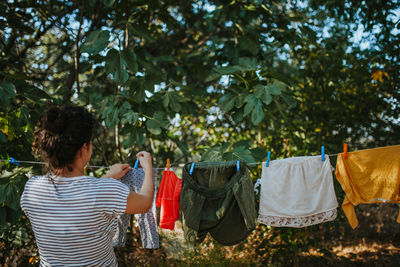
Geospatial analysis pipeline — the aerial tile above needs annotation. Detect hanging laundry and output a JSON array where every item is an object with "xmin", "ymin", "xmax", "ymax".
[
  {"xmin": 180, "ymin": 161, "xmax": 256, "ymax": 246},
  {"xmin": 335, "ymin": 145, "xmax": 400, "ymax": 229},
  {"xmin": 156, "ymin": 169, "xmax": 182, "ymax": 230},
  {"xmin": 258, "ymin": 155, "xmax": 338, "ymax": 227},
  {"xmin": 112, "ymin": 168, "xmax": 159, "ymax": 249}
]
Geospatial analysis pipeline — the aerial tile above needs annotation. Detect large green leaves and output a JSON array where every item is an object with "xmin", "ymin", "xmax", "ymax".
[
  {"xmin": 218, "ymin": 77, "xmax": 296, "ymax": 126},
  {"xmin": 146, "ymin": 112, "xmax": 170, "ymax": 135},
  {"xmin": 201, "ymin": 141, "xmax": 264, "ymax": 163},
  {"xmin": 163, "ymin": 92, "xmax": 185, "ymax": 112},
  {"xmin": 81, "ymin": 30, "xmax": 110, "ymax": 55},
  {"xmin": 121, "ymin": 49, "xmax": 138, "ymax": 73},
  {"xmin": 0, "ymin": 82, "xmax": 16, "ymax": 109},
  {"xmin": 105, "ymin": 48, "xmax": 138, "ymax": 84}
]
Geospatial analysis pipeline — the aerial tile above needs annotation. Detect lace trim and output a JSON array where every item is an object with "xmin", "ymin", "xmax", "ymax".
[{"xmin": 258, "ymin": 208, "xmax": 337, "ymax": 228}]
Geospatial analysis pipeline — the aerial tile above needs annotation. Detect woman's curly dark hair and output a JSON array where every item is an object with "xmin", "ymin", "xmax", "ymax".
[{"xmin": 33, "ymin": 104, "xmax": 96, "ymax": 174}]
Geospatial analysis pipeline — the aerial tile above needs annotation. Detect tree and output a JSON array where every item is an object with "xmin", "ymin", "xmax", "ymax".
[{"xmin": 0, "ymin": 0, "xmax": 399, "ymax": 264}]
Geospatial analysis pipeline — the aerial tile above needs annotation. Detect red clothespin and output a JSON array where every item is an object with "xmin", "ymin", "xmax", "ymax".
[
  {"xmin": 166, "ymin": 158, "xmax": 170, "ymax": 173},
  {"xmin": 344, "ymin": 143, "xmax": 348, "ymax": 159}
]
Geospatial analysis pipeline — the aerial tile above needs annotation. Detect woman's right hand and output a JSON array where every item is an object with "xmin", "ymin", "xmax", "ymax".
[{"xmin": 136, "ymin": 151, "xmax": 152, "ymax": 171}]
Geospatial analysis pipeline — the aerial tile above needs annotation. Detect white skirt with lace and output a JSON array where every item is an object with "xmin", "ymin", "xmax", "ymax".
[{"xmin": 257, "ymin": 155, "xmax": 338, "ymax": 228}]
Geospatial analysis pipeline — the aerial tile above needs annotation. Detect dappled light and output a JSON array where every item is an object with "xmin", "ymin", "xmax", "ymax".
[{"xmin": 1, "ymin": 0, "xmax": 399, "ymax": 266}]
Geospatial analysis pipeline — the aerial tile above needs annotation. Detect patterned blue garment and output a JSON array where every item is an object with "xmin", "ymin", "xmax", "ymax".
[{"xmin": 113, "ymin": 168, "xmax": 159, "ymax": 249}]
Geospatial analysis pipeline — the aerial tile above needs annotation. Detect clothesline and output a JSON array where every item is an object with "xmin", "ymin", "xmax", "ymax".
[{"xmin": 0, "ymin": 152, "xmax": 342, "ymax": 170}]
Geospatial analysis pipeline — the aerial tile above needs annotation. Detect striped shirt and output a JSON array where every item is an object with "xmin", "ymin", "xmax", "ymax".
[{"xmin": 20, "ymin": 175, "xmax": 130, "ymax": 267}]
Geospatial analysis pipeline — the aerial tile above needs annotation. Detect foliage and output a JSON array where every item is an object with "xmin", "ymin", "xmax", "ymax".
[{"xmin": 0, "ymin": 0, "xmax": 399, "ymax": 265}]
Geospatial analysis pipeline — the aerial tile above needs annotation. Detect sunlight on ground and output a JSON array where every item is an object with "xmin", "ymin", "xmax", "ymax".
[{"xmin": 331, "ymin": 242, "xmax": 400, "ymax": 260}]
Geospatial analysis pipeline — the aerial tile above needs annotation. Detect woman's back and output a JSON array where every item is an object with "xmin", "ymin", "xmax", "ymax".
[{"xmin": 21, "ymin": 175, "xmax": 129, "ymax": 266}]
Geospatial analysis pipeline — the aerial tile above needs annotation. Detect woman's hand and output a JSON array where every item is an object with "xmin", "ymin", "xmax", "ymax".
[
  {"xmin": 102, "ymin": 163, "xmax": 131, "ymax": 179},
  {"xmin": 125, "ymin": 151, "xmax": 154, "ymax": 214},
  {"xmin": 136, "ymin": 151, "xmax": 152, "ymax": 172}
]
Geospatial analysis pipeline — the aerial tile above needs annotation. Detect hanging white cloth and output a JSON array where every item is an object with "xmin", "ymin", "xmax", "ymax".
[{"xmin": 258, "ymin": 155, "xmax": 338, "ymax": 228}]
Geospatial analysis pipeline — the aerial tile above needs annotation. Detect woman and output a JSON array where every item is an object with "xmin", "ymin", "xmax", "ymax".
[{"xmin": 20, "ymin": 105, "xmax": 154, "ymax": 266}]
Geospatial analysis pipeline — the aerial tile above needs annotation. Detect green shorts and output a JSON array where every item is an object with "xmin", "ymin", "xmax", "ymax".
[{"xmin": 180, "ymin": 161, "xmax": 256, "ymax": 245}]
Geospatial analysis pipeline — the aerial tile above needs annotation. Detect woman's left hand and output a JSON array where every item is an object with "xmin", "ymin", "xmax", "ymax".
[{"xmin": 102, "ymin": 163, "xmax": 131, "ymax": 179}]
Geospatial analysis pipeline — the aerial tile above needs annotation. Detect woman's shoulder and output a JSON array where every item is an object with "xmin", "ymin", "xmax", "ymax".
[{"xmin": 96, "ymin": 177, "xmax": 127, "ymax": 188}]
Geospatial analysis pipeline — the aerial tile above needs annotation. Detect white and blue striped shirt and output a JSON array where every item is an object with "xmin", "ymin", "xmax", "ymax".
[{"xmin": 20, "ymin": 175, "xmax": 130, "ymax": 266}]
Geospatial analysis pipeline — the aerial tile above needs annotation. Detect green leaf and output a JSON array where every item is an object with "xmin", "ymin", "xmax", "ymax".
[
  {"xmin": 134, "ymin": 128, "xmax": 146, "ymax": 146},
  {"xmin": 251, "ymin": 99, "xmax": 264, "ymax": 125},
  {"xmin": 4, "ymin": 183, "xmax": 20, "ymax": 210},
  {"xmin": 238, "ymin": 57, "xmax": 258, "ymax": 71},
  {"xmin": 121, "ymin": 49, "xmax": 138, "ymax": 73},
  {"xmin": 114, "ymin": 66, "xmax": 129, "ymax": 84},
  {"xmin": 234, "ymin": 94, "xmax": 245, "ymax": 108},
  {"xmin": 219, "ymin": 94, "xmax": 236, "ymax": 112},
  {"xmin": 162, "ymin": 93, "xmax": 170, "ymax": 108},
  {"xmin": 0, "ymin": 82, "xmax": 16, "ymax": 97},
  {"xmin": 163, "ymin": 92, "xmax": 182, "ymax": 112},
  {"xmin": 281, "ymin": 92, "xmax": 297, "ymax": 108},
  {"xmin": 105, "ymin": 49, "xmax": 120, "ymax": 74},
  {"xmin": 174, "ymin": 139, "xmax": 190, "ymax": 156},
  {"xmin": 20, "ymin": 86, "xmax": 51, "ymax": 101},
  {"xmin": 0, "ymin": 131, "xmax": 7, "ymax": 143},
  {"xmin": 254, "ymin": 84, "xmax": 273, "ymax": 105},
  {"xmin": 0, "ymin": 183, "xmax": 6, "ymax": 203},
  {"xmin": 264, "ymin": 90, "xmax": 273, "ymax": 105},
  {"xmin": 243, "ymin": 94, "xmax": 257, "ymax": 117},
  {"xmin": 267, "ymin": 82, "xmax": 281, "ymax": 96},
  {"xmin": 81, "ymin": 30, "xmax": 110, "ymax": 55},
  {"xmin": 121, "ymin": 112, "xmax": 138, "ymax": 125},
  {"xmin": 129, "ymin": 25, "xmax": 156, "ymax": 42},
  {"xmin": 6, "ymin": 205, "xmax": 22, "ymax": 224},
  {"xmin": 201, "ymin": 145, "xmax": 224, "ymax": 161},
  {"xmin": 0, "ymin": 89, "xmax": 10, "ymax": 107},
  {"xmin": 103, "ymin": 0, "xmax": 115, "ymax": 7},
  {"xmin": 134, "ymin": 85, "xmax": 146, "ymax": 103},
  {"xmin": 146, "ymin": 112, "xmax": 169, "ymax": 135},
  {"xmin": 213, "ymin": 65, "xmax": 242, "ymax": 75},
  {"xmin": 233, "ymin": 140, "xmax": 252, "ymax": 148},
  {"xmin": 229, "ymin": 146, "xmax": 255, "ymax": 163},
  {"xmin": 105, "ymin": 49, "xmax": 129, "ymax": 84},
  {"xmin": 205, "ymin": 72, "xmax": 221, "ymax": 82},
  {"xmin": 251, "ymin": 148, "xmax": 267, "ymax": 162},
  {"xmin": 238, "ymin": 37, "xmax": 259, "ymax": 55},
  {"xmin": 232, "ymin": 110, "xmax": 243, "ymax": 123},
  {"xmin": 169, "ymin": 97, "xmax": 182, "ymax": 112},
  {"xmin": 254, "ymin": 84, "xmax": 264, "ymax": 98}
]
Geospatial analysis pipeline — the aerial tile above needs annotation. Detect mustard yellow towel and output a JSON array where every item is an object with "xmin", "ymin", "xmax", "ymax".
[{"xmin": 335, "ymin": 145, "xmax": 400, "ymax": 229}]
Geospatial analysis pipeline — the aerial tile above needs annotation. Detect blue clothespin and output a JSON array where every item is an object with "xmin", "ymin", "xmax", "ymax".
[
  {"xmin": 134, "ymin": 158, "xmax": 139, "ymax": 169},
  {"xmin": 189, "ymin": 162, "xmax": 195, "ymax": 175},
  {"xmin": 321, "ymin": 146, "xmax": 325, "ymax": 162},
  {"xmin": 266, "ymin": 151, "xmax": 271, "ymax": 167},
  {"xmin": 9, "ymin": 157, "xmax": 20, "ymax": 166},
  {"xmin": 236, "ymin": 160, "xmax": 240, "ymax": 172}
]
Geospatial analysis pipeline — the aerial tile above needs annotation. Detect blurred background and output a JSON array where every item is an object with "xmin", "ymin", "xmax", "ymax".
[{"xmin": 1, "ymin": 0, "xmax": 399, "ymax": 265}]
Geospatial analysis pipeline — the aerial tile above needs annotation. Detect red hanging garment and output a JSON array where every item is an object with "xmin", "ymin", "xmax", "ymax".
[{"xmin": 156, "ymin": 170, "xmax": 182, "ymax": 230}]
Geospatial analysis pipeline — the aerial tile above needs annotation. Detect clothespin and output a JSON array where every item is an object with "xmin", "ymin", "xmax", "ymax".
[
  {"xmin": 236, "ymin": 160, "xmax": 240, "ymax": 172},
  {"xmin": 344, "ymin": 143, "xmax": 348, "ymax": 159},
  {"xmin": 321, "ymin": 146, "xmax": 325, "ymax": 162},
  {"xmin": 9, "ymin": 157, "xmax": 20, "ymax": 166},
  {"xmin": 134, "ymin": 158, "xmax": 139, "ymax": 169},
  {"xmin": 189, "ymin": 162, "xmax": 195, "ymax": 175},
  {"xmin": 265, "ymin": 151, "xmax": 271, "ymax": 167},
  {"xmin": 166, "ymin": 158, "xmax": 170, "ymax": 173}
]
